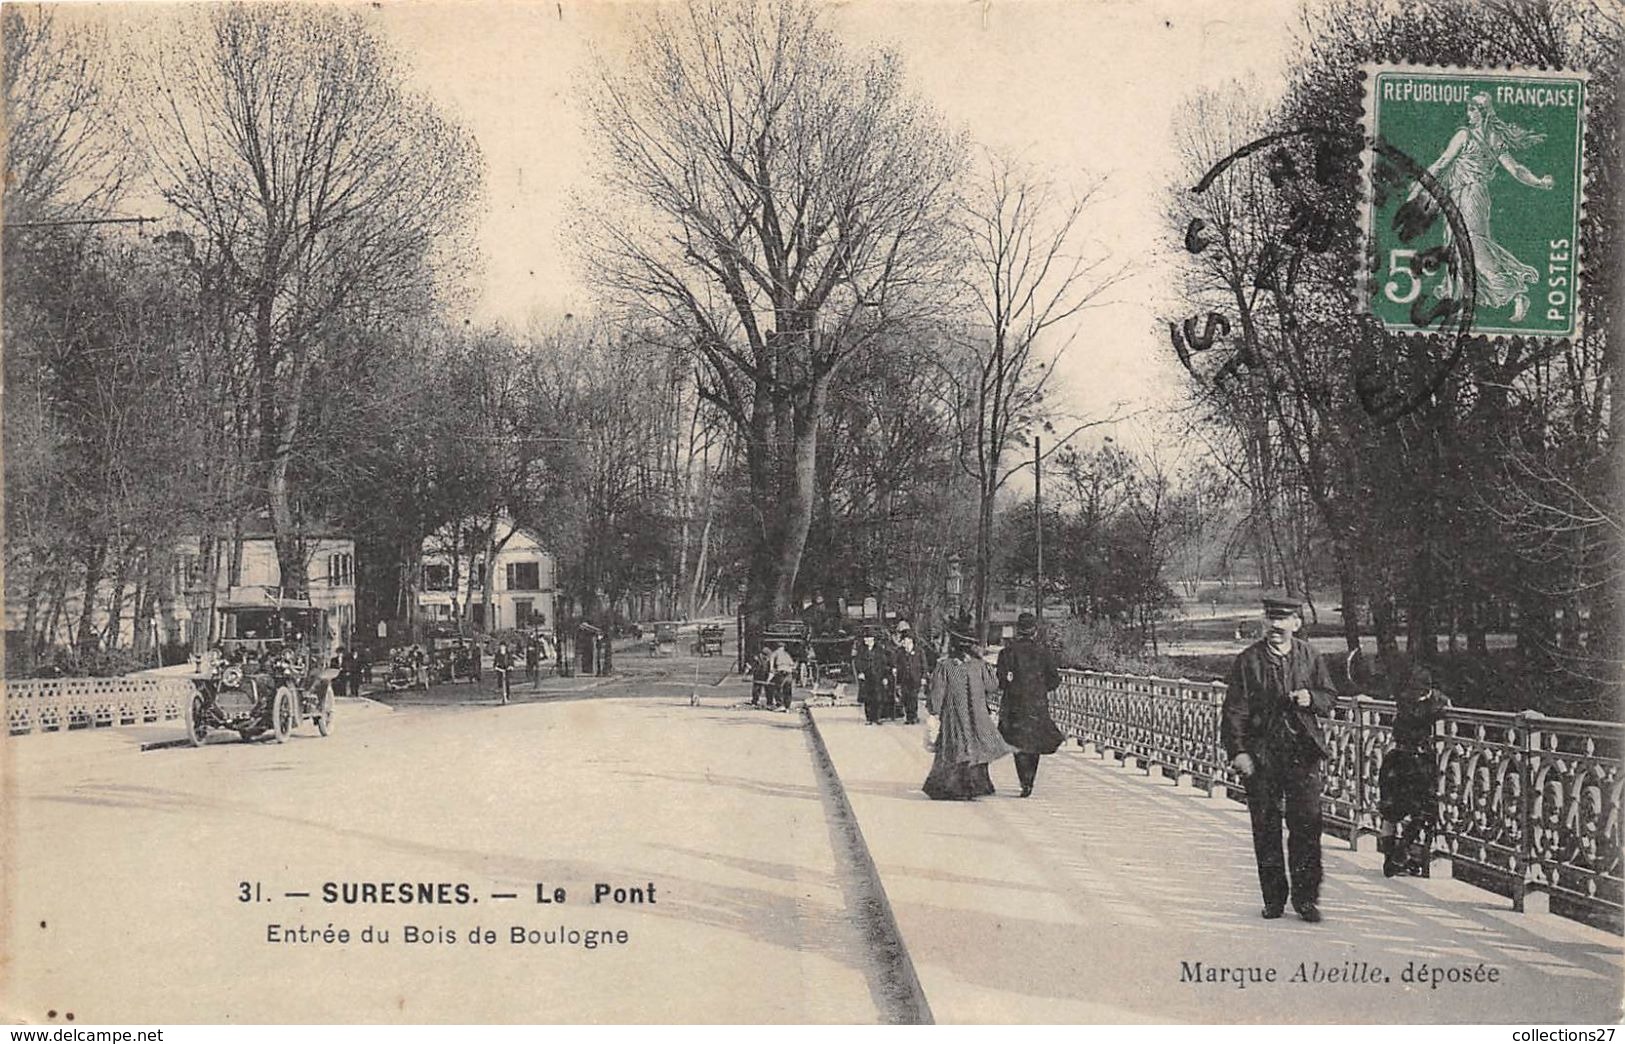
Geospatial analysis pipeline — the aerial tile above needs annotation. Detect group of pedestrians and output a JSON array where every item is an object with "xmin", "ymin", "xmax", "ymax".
[
  {"xmin": 920, "ymin": 612, "xmax": 1064, "ymax": 800},
  {"xmin": 328, "ymin": 646, "xmax": 365, "ymax": 698},
  {"xmin": 853, "ymin": 622, "xmax": 928, "ymax": 725},
  {"xmin": 910, "ymin": 595, "xmax": 1451, "ymax": 928}
]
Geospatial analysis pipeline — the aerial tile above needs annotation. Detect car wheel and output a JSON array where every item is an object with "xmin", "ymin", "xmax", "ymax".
[
  {"xmin": 316, "ymin": 687, "xmax": 334, "ymax": 737},
  {"xmin": 272, "ymin": 687, "xmax": 295, "ymax": 743},
  {"xmin": 185, "ymin": 692, "xmax": 208, "ymax": 747}
]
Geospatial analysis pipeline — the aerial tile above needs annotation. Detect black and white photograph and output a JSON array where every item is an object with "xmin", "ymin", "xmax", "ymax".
[{"xmin": 2, "ymin": 0, "xmax": 1622, "ymax": 1028}]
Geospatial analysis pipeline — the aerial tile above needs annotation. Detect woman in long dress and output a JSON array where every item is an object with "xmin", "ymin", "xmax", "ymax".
[
  {"xmin": 922, "ymin": 630, "xmax": 1012, "ymax": 800},
  {"xmin": 1408, "ymin": 92, "xmax": 1554, "ymax": 323}
]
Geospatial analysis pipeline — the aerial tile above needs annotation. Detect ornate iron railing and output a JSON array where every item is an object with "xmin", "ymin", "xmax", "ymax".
[
  {"xmin": 4, "ymin": 675, "xmax": 193, "ymax": 736},
  {"xmin": 996, "ymin": 670, "xmax": 1623, "ymax": 932}
]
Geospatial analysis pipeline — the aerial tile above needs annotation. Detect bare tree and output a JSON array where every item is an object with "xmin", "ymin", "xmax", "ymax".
[
  {"xmin": 949, "ymin": 149, "xmax": 1121, "ymax": 638},
  {"xmin": 579, "ymin": 0, "xmax": 962, "ymax": 644},
  {"xmin": 134, "ymin": 3, "xmax": 481, "ymax": 591},
  {"xmin": 2, "ymin": 4, "xmax": 127, "ymax": 223}
]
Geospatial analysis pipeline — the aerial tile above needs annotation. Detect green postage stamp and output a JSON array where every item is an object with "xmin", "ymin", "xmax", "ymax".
[{"xmin": 1363, "ymin": 65, "xmax": 1586, "ymax": 339}]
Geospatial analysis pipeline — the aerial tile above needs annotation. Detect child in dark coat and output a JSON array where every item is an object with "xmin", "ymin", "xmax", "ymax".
[{"xmin": 1378, "ymin": 662, "xmax": 1450, "ymax": 877}]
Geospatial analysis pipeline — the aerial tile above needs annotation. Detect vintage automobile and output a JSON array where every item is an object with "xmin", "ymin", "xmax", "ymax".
[
  {"xmin": 183, "ymin": 589, "xmax": 338, "ymax": 746},
  {"xmin": 428, "ymin": 632, "xmax": 481, "ymax": 683},
  {"xmin": 384, "ymin": 647, "xmax": 423, "ymax": 691}
]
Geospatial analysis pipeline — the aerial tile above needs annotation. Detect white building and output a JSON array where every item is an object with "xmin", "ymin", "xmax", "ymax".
[
  {"xmin": 6, "ymin": 526, "xmax": 357, "ymax": 659},
  {"xmin": 176, "ymin": 527, "xmax": 358, "ymax": 653},
  {"xmin": 417, "ymin": 515, "xmax": 557, "ymax": 633}
]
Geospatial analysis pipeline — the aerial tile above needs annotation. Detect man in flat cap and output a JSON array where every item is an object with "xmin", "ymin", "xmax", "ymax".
[{"xmin": 1221, "ymin": 597, "xmax": 1337, "ymax": 923}]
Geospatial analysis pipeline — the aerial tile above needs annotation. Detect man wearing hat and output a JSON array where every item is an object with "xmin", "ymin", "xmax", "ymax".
[
  {"xmin": 893, "ymin": 626, "xmax": 926, "ymax": 725},
  {"xmin": 995, "ymin": 612, "xmax": 1066, "ymax": 797},
  {"xmin": 1221, "ymin": 596, "xmax": 1337, "ymax": 923},
  {"xmin": 853, "ymin": 623, "xmax": 895, "ymax": 725}
]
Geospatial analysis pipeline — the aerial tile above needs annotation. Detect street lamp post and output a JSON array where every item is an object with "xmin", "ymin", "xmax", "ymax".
[{"xmin": 1035, "ymin": 435, "xmax": 1044, "ymax": 628}]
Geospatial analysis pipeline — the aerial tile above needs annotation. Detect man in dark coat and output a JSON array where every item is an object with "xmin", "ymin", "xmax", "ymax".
[
  {"xmin": 1221, "ymin": 597, "xmax": 1337, "ymax": 923},
  {"xmin": 893, "ymin": 630, "xmax": 927, "ymax": 725},
  {"xmin": 995, "ymin": 612, "xmax": 1066, "ymax": 797},
  {"xmin": 339, "ymin": 646, "xmax": 359, "ymax": 699},
  {"xmin": 853, "ymin": 627, "xmax": 894, "ymax": 725}
]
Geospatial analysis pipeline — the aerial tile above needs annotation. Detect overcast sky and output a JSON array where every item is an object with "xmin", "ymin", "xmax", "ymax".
[
  {"xmin": 367, "ymin": 0, "xmax": 1302, "ymax": 429},
  {"xmin": 77, "ymin": 0, "xmax": 1304, "ymax": 434}
]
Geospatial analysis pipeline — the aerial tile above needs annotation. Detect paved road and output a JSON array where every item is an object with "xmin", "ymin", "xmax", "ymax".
[
  {"xmin": 810, "ymin": 705, "xmax": 1624, "ymax": 1024},
  {"xmin": 4, "ymin": 687, "xmax": 898, "ymax": 1024}
]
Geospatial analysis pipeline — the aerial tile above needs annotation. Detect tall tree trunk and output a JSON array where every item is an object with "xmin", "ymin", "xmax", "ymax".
[
  {"xmin": 104, "ymin": 545, "xmax": 131, "ymax": 650},
  {"xmin": 132, "ymin": 582, "xmax": 154, "ymax": 661},
  {"xmin": 770, "ymin": 383, "xmax": 826, "ymax": 615},
  {"xmin": 1334, "ymin": 554, "xmax": 1362, "ymax": 652},
  {"xmin": 76, "ymin": 542, "xmax": 106, "ymax": 660},
  {"xmin": 20, "ymin": 571, "xmax": 45, "ymax": 676},
  {"xmin": 42, "ymin": 570, "xmax": 69, "ymax": 661}
]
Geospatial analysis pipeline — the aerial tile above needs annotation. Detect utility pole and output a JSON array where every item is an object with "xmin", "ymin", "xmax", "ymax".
[{"xmin": 1034, "ymin": 435, "xmax": 1044, "ymax": 626}]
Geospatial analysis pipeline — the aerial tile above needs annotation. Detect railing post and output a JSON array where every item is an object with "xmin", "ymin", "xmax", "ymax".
[
  {"xmin": 1351, "ymin": 694, "xmax": 1369, "ymax": 851},
  {"xmin": 1513, "ymin": 709, "xmax": 1543, "ymax": 914}
]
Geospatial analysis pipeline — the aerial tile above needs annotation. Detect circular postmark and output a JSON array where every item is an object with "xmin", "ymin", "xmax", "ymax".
[{"xmin": 1173, "ymin": 126, "xmax": 1478, "ymax": 425}]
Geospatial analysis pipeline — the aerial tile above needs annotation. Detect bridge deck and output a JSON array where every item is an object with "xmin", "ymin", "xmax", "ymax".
[{"xmin": 809, "ymin": 704, "xmax": 1623, "ymax": 1024}]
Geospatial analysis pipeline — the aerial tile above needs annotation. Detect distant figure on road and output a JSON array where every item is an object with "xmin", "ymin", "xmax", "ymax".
[
  {"xmin": 525, "ymin": 640, "xmax": 540, "ymax": 685},
  {"xmin": 1221, "ymin": 597, "xmax": 1336, "ymax": 924},
  {"xmin": 494, "ymin": 642, "xmax": 513, "ymax": 705},
  {"xmin": 922, "ymin": 628, "xmax": 1011, "ymax": 800},
  {"xmin": 339, "ymin": 646, "xmax": 359, "ymax": 699},
  {"xmin": 854, "ymin": 626, "xmax": 894, "ymax": 725},
  {"xmin": 995, "ymin": 612, "xmax": 1066, "ymax": 798},
  {"xmin": 1378, "ymin": 661, "xmax": 1450, "ymax": 878}
]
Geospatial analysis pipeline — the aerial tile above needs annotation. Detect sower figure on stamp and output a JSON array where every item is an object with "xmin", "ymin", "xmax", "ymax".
[
  {"xmin": 1221, "ymin": 597, "xmax": 1336, "ymax": 923},
  {"xmin": 995, "ymin": 612, "xmax": 1065, "ymax": 798}
]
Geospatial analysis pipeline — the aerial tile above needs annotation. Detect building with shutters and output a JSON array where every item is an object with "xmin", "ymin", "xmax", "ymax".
[{"xmin": 417, "ymin": 515, "xmax": 557, "ymax": 634}]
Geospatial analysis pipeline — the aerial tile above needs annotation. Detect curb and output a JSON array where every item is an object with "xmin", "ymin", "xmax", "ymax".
[{"xmin": 802, "ymin": 704, "xmax": 935, "ymax": 1025}]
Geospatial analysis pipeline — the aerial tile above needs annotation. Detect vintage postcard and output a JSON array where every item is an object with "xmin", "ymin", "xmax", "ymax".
[{"xmin": 2, "ymin": 0, "xmax": 1621, "ymax": 1029}]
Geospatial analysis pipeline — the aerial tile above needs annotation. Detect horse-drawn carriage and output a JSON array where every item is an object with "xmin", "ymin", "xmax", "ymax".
[
  {"xmin": 695, "ymin": 624, "xmax": 726, "ymax": 656},
  {"xmin": 808, "ymin": 632, "xmax": 856, "ymax": 703},
  {"xmin": 648, "ymin": 621, "xmax": 680, "ymax": 657},
  {"xmin": 751, "ymin": 620, "xmax": 810, "ymax": 709}
]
